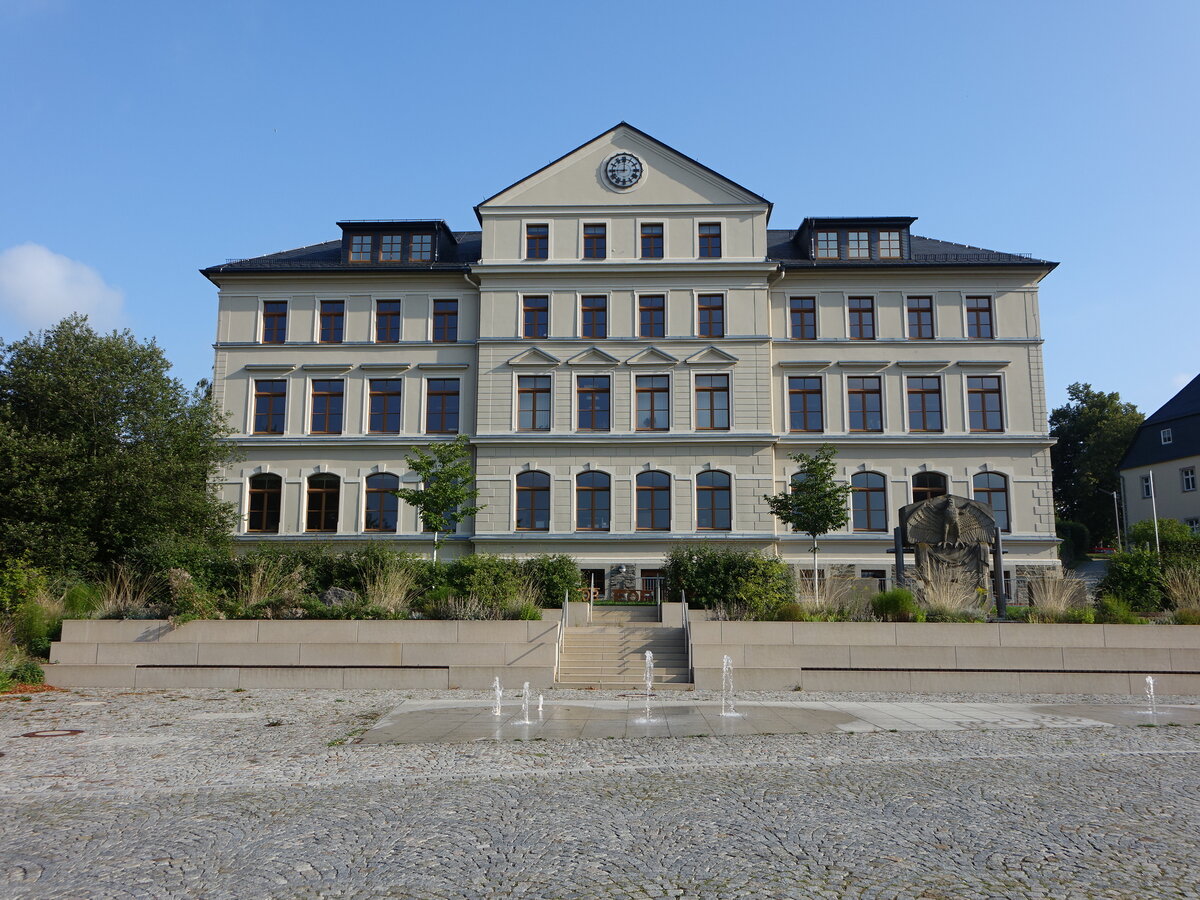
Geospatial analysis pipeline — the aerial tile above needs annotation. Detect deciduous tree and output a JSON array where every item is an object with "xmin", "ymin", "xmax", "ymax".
[{"xmin": 393, "ymin": 435, "xmax": 484, "ymax": 562}]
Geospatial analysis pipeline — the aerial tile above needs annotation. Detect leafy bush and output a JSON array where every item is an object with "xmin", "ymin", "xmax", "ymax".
[
  {"xmin": 10, "ymin": 659, "xmax": 44, "ymax": 684},
  {"xmin": 1003, "ymin": 605, "xmax": 1032, "ymax": 622},
  {"xmin": 1098, "ymin": 548, "xmax": 1164, "ymax": 612},
  {"xmin": 1174, "ymin": 608, "xmax": 1200, "ymax": 625},
  {"xmin": 1128, "ymin": 518, "xmax": 1197, "ymax": 548},
  {"xmin": 446, "ymin": 554, "xmax": 523, "ymax": 604},
  {"xmin": 1029, "ymin": 607, "xmax": 1097, "ymax": 624},
  {"xmin": 1095, "ymin": 595, "xmax": 1148, "ymax": 625},
  {"xmin": 774, "ymin": 602, "xmax": 805, "ymax": 622},
  {"xmin": 1055, "ymin": 519, "xmax": 1090, "ymax": 565},
  {"xmin": 520, "ymin": 554, "xmax": 583, "ymax": 607},
  {"xmin": 0, "ymin": 556, "xmax": 48, "ymax": 618},
  {"xmin": 871, "ymin": 589, "xmax": 925, "ymax": 622},
  {"xmin": 663, "ymin": 546, "xmax": 791, "ymax": 620},
  {"xmin": 10, "ymin": 588, "xmax": 66, "ymax": 657}
]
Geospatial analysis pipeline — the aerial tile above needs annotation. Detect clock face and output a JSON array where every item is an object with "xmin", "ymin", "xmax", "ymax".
[{"xmin": 605, "ymin": 153, "xmax": 643, "ymax": 188}]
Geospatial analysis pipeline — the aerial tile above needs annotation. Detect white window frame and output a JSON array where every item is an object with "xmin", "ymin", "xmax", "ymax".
[
  {"xmin": 784, "ymin": 373, "xmax": 825, "ymax": 434},
  {"xmin": 632, "ymin": 370, "xmax": 673, "ymax": 432},
  {"xmin": 1141, "ymin": 474, "xmax": 1153, "ymax": 499},
  {"xmin": 691, "ymin": 370, "xmax": 733, "ymax": 432},
  {"xmin": 1182, "ymin": 466, "xmax": 1196, "ymax": 493},
  {"xmin": 574, "ymin": 372, "xmax": 612, "ymax": 434},
  {"xmin": 1161, "ymin": 428, "xmax": 1174, "ymax": 445},
  {"xmin": 844, "ymin": 371, "xmax": 887, "ymax": 434}
]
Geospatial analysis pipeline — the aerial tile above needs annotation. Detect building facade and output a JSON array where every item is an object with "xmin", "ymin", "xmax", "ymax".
[
  {"xmin": 1119, "ymin": 373, "xmax": 1200, "ymax": 536},
  {"xmin": 203, "ymin": 123, "xmax": 1060, "ymax": 593}
]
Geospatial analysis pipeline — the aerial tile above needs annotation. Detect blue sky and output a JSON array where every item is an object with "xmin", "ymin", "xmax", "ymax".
[{"xmin": 1, "ymin": 0, "xmax": 1195, "ymax": 416}]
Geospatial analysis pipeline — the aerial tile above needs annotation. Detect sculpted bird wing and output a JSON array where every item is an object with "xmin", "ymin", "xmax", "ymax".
[
  {"xmin": 956, "ymin": 502, "xmax": 995, "ymax": 544},
  {"xmin": 904, "ymin": 502, "xmax": 946, "ymax": 544}
]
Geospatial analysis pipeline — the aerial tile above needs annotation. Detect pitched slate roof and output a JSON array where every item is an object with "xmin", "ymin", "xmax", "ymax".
[
  {"xmin": 766, "ymin": 230, "xmax": 1055, "ymax": 268},
  {"xmin": 201, "ymin": 232, "xmax": 482, "ymax": 277},
  {"xmin": 1120, "ymin": 374, "xmax": 1200, "ymax": 470}
]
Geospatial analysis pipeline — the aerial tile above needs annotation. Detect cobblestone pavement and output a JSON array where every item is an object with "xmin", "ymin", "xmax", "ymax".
[{"xmin": 3, "ymin": 687, "xmax": 1200, "ymax": 899}]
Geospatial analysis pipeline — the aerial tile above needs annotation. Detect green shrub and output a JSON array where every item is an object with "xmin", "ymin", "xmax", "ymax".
[
  {"xmin": 775, "ymin": 602, "xmax": 805, "ymax": 622},
  {"xmin": 520, "ymin": 554, "xmax": 582, "ymax": 607},
  {"xmin": 924, "ymin": 609, "xmax": 985, "ymax": 623},
  {"xmin": 662, "ymin": 546, "xmax": 791, "ymax": 619},
  {"xmin": 1095, "ymin": 595, "xmax": 1148, "ymax": 625},
  {"xmin": 1128, "ymin": 518, "xmax": 1198, "ymax": 548},
  {"xmin": 1173, "ymin": 608, "xmax": 1200, "ymax": 625},
  {"xmin": 9, "ymin": 659, "xmax": 44, "ymax": 684},
  {"xmin": 871, "ymin": 588, "xmax": 924, "ymax": 622},
  {"xmin": 1002, "ymin": 605, "xmax": 1032, "ymax": 622},
  {"xmin": 508, "ymin": 600, "xmax": 543, "ymax": 621},
  {"xmin": 0, "ymin": 556, "xmax": 48, "ymax": 618},
  {"xmin": 1098, "ymin": 548, "xmax": 1164, "ymax": 612},
  {"xmin": 1030, "ymin": 607, "xmax": 1097, "ymax": 624},
  {"xmin": 1055, "ymin": 519, "xmax": 1090, "ymax": 565},
  {"xmin": 446, "ymin": 554, "xmax": 523, "ymax": 604}
]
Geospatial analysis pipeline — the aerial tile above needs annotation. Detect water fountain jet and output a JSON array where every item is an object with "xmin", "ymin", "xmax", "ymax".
[
  {"xmin": 492, "ymin": 677, "xmax": 503, "ymax": 716},
  {"xmin": 720, "ymin": 654, "xmax": 740, "ymax": 717}
]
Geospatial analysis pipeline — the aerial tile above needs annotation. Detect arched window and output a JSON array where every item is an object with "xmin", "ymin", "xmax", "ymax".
[
  {"xmin": 912, "ymin": 472, "xmax": 948, "ymax": 503},
  {"xmin": 306, "ymin": 474, "xmax": 340, "ymax": 532},
  {"xmin": 636, "ymin": 471, "xmax": 671, "ymax": 531},
  {"xmin": 247, "ymin": 473, "xmax": 282, "ymax": 533},
  {"xmin": 576, "ymin": 471, "xmax": 610, "ymax": 531},
  {"xmin": 697, "ymin": 470, "xmax": 731, "ymax": 531},
  {"xmin": 364, "ymin": 473, "xmax": 399, "ymax": 532},
  {"xmin": 851, "ymin": 472, "xmax": 887, "ymax": 532},
  {"xmin": 974, "ymin": 472, "xmax": 1010, "ymax": 532},
  {"xmin": 516, "ymin": 471, "xmax": 550, "ymax": 531}
]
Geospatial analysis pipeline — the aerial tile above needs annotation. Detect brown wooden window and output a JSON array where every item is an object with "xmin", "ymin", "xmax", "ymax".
[
  {"xmin": 847, "ymin": 231, "xmax": 870, "ymax": 259},
  {"xmin": 973, "ymin": 472, "xmax": 1010, "ymax": 532},
  {"xmin": 698, "ymin": 223, "xmax": 721, "ymax": 258},
  {"xmin": 848, "ymin": 298, "xmax": 875, "ymax": 340},
  {"xmin": 912, "ymin": 472, "xmax": 947, "ymax": 503},
  {"xmin": 247, "ymin": 473, "xmax": 282, "ymax": 533},
  {"xmin": 641, "ymin": 223, "xmax": 663, "ymax": 259},
  {"xmin": 583, "ymin": 223, "xmax": 606, "ymax": 259},
  {"xmin": 695, "ymin": 374, "xmax": 729, "ymax": 430},
  {"xmin": 518, "ymin": 376, "xmax": 551, "ymax": 431},
  {"xmin": 368, "ymin": 379, "xmax": 403, "ymax": 434},
  {"xmin": 310, "ymin": 380, "xmax": 343, "ymax": 434},
  {"xmin": 262, "ymin": 301, "xmax": 287, "ymax": 344},
  {"xmin": 790, "ymin": 297, "xmax": 816, "ymax": 340},
  {"xmin": 577, "ymin": 376, "xmax": 610, "ymax": 431},
  {"xmin": 581, "ymin": 296, "xmax": 607, "ymax": 339},
  {"xmin": 968, "ymin": 376, "xmax": 1003, "ymax": 432},
  {"xmin": 380, "ymin": 235, "xmax": 403, "ymax": 261},
  {"xmin": 907, "ymin": 297, "xmax": 934, "ymax": 339},
  {"xmin": 639, "ymin": 295, "xmax": 665, "ymax": 337},
  {"xmin": 906, "ymin": 376, "xmax": 943, "ymax": 432},
  {"xmin": 848, "ymin": 376, "xmax": 882, "ymax": 432},
  {"xmin": 516, "ymin": 471, "xmax": 550, "ymax": 531},
  {"xmin": 697, "ymin": 294, "xmax": 724, "ymax": 338},
  {"xmin": 852, "ymin": 472, "xmax": 887, "ymax": 532},
  {"xmin": 696, "ymin": 470, "xmax": 731, "ymax": 530},
  {"xmin": 253, "ymin": 380, "xmax": 286, "ymax": 434},
  {"xmin": 523, "ymin": 296, "xmax": 549, "ymax": 339},
  {"xmin": 364, "ymin": 473, "xmax": 399, "ymax": 532},
  {"xmin": 349, "ymin": 235, "xmax": 372, "ymax": 261},
  {"xmin": 816, "ymin": 231, "xmax": 838, "ymax": 258},
  {"xmin": 879, "ymin": 231, "xmax": 902, "ymax": 258},
  {"xmin": 788, "ymin": 376, "xmax": 822, "ymax": 432},
  {"xmin": 425, "ymin": 378, "xmax": 459, "ymax": 434},
  {"xmin": 306, "ymin": 474, "xmax": 339, "ymax": 532},
  {"xmin": 409, "ymin": 233, "xmax": 433, "ymax": 262},
  {"xmin": 526, "ymin": 224, "xmax": 548, "ymax": 259},
  {"xmin": 375, "ymin": 300, "xmax": 401, "ymax": 343},
  {"xmin": 636, "ymin": 471, "xmax": 670, "ymax": 531},
  {"xmin": 319, "ymin": 300, "xmax": 344, "ymax": 343},
  {"xmin": 576, "ymin": 471, "xmax": 610, "ymax": 531},
  {"xmin": 967, "ymin": 297, "xmax": 994, "ymax": 339},
  {"xmin": 432, "ymin": 299, "xmax": 458, "ymax": 342},
  {"xmin": 636, "ymin": 375, "xmax": 670, "ymax": 431}
]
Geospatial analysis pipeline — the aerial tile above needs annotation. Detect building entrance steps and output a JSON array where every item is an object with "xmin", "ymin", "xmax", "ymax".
[
  {"xmin": 588, "ymin": 604, "xmax": 660, "ymax": 624},
  {"xmin": 557, "ymin": 611, "xmax": 691, "ymax": 688}
]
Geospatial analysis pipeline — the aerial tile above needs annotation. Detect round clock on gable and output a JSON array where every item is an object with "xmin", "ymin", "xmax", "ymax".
[{"xmin": 604, "ymin": 153, "xmax": 643, "ymax": 189}]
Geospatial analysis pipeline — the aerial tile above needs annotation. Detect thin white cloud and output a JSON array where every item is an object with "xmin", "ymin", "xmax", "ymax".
[{"xmin": 0, "ymin": 243, "xmax": 124, "ymax": 334}]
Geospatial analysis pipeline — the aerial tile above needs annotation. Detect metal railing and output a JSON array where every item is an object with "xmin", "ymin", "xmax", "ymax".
[{"xmin": 681, "ymin": 589, "xmax": 692, "ymax": 683}]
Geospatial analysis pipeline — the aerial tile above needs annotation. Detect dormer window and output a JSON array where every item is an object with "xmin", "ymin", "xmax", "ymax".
[
  {"xmin": 1162, "ymin": 428, "xmax": 1174, "ymax": 445},
  {"xmin": 879, "ymin": 231, "xmax": 901, "ymax": 258},
  {"xmin": 847, "ymin": 232, "xmax": 870, "ymax": 259},
  {"xmin": 816, "ymin": 232, "xmax": 838, "ymax": 258},
  {"xmin": 410, "ymin": 233, "xmax": 433, "ymax": 262},
  {"xmin": 349, "ymin": 235, "xmax": 372, "ymax": 261},
  {"xmin": 380, "ymin": 235, "xmax": 403, "ymax": 261}
]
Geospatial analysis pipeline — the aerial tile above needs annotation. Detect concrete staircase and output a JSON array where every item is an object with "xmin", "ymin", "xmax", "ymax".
[{"xmin": 557, "ymin": 605, "xmax": 692, "ymax": 689}]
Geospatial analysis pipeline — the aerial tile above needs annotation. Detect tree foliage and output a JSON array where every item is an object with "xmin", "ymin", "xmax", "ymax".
[
  {"xmin": 392, "ymin": 435, "xmax": 483, "ymax": 559},
  {"xmin": 1049, "ymin": 383, "xmax": 1143, "ymax": 545},
  {"xmin": 762, "ymin": 444, "xmax": 851, "ymax": 540},
  {"xmin": 0, "ymin": 315, "xmax": 237, "ymax": 573}
]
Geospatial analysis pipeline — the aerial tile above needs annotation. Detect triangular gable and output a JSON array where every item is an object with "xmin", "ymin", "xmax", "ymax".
[
  {"xmin": 683, "ymin": 346, "xmax": 739, "ymax": 365},
  {"xmin": 625, "ymin": 346, "xmax": 678, "ymax": 367},
  {"xmin": 566, "ymin": 347, "xmax": 620, "ymax": 367},
  {"xmin": 507, "ymin": 347, "xmax": 560, "ymax": 367}
]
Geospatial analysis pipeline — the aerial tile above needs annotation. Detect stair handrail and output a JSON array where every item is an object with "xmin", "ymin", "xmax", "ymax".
[{"xmin": 681, "ymin": 588, "xmax": 691, "ymax": 683}]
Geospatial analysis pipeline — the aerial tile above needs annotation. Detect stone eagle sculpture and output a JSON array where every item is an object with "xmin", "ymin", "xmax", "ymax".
[{"xmin": 898, "ymin": 494, "xmax": 998, "ymax": 588}]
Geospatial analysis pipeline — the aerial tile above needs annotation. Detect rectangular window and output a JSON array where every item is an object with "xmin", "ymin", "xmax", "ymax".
[
  {"xmin": 636, "ymin": 375, "xmax": 670, "ymax": 431},
  {"xmin": 907, "ymin": 297, "xmax": 934, "ymax": 339},
  {"xmin": 523, "ymin": 296, "xmax": 549, "ymax": 339},
  {"xmin": 1161, "ymin": 428, "xmax": 1174, "ymax": 445},
  {"xmin": 379, "ymin": 235, "xmax": 403, "ymax": 261},
  {"xmin": 906, "ymin": 376, "xmax": 943, "ymax": 432},
  {"xmin": 695, "ymin": 374, "xmax": 730, "ymax": 430},
  {"xmin": 319, "ymin": 300, "xmax": 344, "ymax": 343},
  {"xmin": 375, "ymin": 300, "xmax": 401, "ymax": 343},
  {"xmin": 1187, "ymin": 517, "xmax": 1200, "ymax": 536},
  {"xmin": 253, "ymin": 380, "xmax": 286, "ymax": 434},
  {"xmin": 349, "ymin": 235, "xmax": 372, "ymax": 261},
  {"xmin": 581, "ymin": 295, "xmax": 607, "ymax": 339},
  {"xmin": 526, "ymin": 224, "xmax": 548, "ymax": 259},
  {"xmin": 426, "ymin": 379, "xmax": 460, "ymax": 434},
  {"xmin": 583, "ymin": 223, "xmax": 606, "ymax": 259},
  {"xmin": 697, "ymin": 294, "xmax": 724, "ymax": 338},
  {"xmin": 790, "ymin": 297, "xmax": 816, "ymax": 340},
  {"xmin": 788, "ymin": 377, "xmax": 823, "ymax": 433},
  {"xmin": 409, "ymin": 233, "xmax": 433, "ymax": 262},
  {"xmin": 848, "ymin": 297, "xmax": 875, "ymax": 340},
  {"xmin": 698, "ymin": 223, "xmax": 722, "ymax": 258},
  {"xmin": 640, "ymin": 223, "xmax": 664, "ymax": 259},
  {"xmin": 846, "ymin": 231, "xmax": 870, "ymax": 259},
  {"xmin": 967, "ymin": 296, "xmax": 994, "ymax": 339},
  {"xmin": 816, "ymin": 231, "xmax": 838, "ymax": 259},
  {"xmin": 1141, "ymin": 474, "xmax": 1153, "ymax": 499},
  {"xmin": 967, "ymin": 376, "xmax": 1004, "ymax": 432},
  {"xmin": 262, "ymin": 301, "xmax": 287, "ymax": 344},
  {"xmin": 432, "ymin": 299, "xmax": 458, "ymax": 343},
  {"xmin": 1183, "ymin": 467, "xmax": 1196, "ymax": 492},
  {"xmin": 368, "ymin": 379, "xmax": 403, "ymax": 434},
  {"xmin": 577, "ymin": 376, "xmax": 610, "ymax": 431},
  {"xmin": 310, "ymin": 380, "xmax": 344, "ymax": 434},
  {"xmin": 848, "ymin": 376, "xmax": 883, "ymax": 432},
  {"xmin": 639, "ymin": 295, "xmax": 665, "ymax": 338},
  {"xmin": 518, "ymin": 376, "xmax": 552, "ymax": 431},
  {"xmin": 879, "ymin": 231, "xmax": 902, "ymax": 258}
]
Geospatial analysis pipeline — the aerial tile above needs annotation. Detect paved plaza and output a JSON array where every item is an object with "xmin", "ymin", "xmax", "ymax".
[{"xmin": 3, "ymin": 686, "xmax": 1200, "ymax": 899}]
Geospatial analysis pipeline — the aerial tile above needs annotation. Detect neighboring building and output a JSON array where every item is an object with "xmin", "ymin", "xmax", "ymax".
[
  {"xmin": 202, "ymin": 123, "xmax": 1060, "ymax": 593},
  {"xmin": 1119, "ymin": 373, "xmax": 1200, "ymax": 536}
]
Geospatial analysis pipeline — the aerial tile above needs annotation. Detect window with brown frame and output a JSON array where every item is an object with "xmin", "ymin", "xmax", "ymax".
[
  {"xmin": 879, "ymin": 231, "xmax": 902, "ymax": 258},
  {"xmin": 790, "ymin": 297, "xmax": 816, "ymax": 340},
  {"xmin": 973, "ymin": 472, "xmax": 1010, "ymax": 532},
  {"xmin": 319, "ymin": 300, "xmax": 344, "ymax": 343},
  {"xmin": 349, "ymin": 235, "xmax": 372, "ymax": 261},
  {"xmin": 523, "ymin": 296, "xmax": 549, "ymax": 339},
  {"xmin": 432, "ymin": 299, "xmax": 458, "ymax": 342},
  {"xmin": 576, "ymin": 375, "xmax": 610, "ymax": 431},
  {"xmin": 695, "ymin": 374, "xmax": 729, "ymax": 430},
  {"xmin": 968, "ymin": 376, "xmax": 1004, "ymax": 432},
  {"xmin": 696, "ymin": 470, "xmax": 732, "ymax": 530},
  {"xmin": 640, "ymin": 223, "xmax": 664, "ymax": 259},
  {"xmin": 907, "ymin": 297, "xmax": 934, "ymax": 339},
  {"xmin": 581, "ymin": 295, "xmax": 607, "ymax": 339},
  {"xmin": 846, "ymin": 231, "xmax": 870, "ymax": 259},
  {"xmin": 698, "ymin": 222, "xmax": 722, "ymax": 258},
  {"xmin": 848, "ymin": 376, "xmax": 883, "ymax": 432},
  {"xmin": 636, "ymin": 375, "xmax": 670, "ymax": 431},
  {"xmin": 912, "ymin": 472, "xmax": 947, "ymax": 503},
  {"xmin": 575, "ymin": 471, "xmax": 610, "ymax": 531},
  {"xmin": 583, "ymin": 223, "xmax": 606, "ymax": 259},
  {"xmin": 816, "ymin": 231, "xmax": 839, "ymax": 258},
  {"xmin": 379, "ymin": 235, "xmax": 403, "ymax": 261},
  {"xmin": 306, "ymin": 474, "xmax": 339, "ymax": 532},
  {"xmin": 966, "ymin": 296, "xmax": 994, "ymax": 339},
  {"xmin": 262, "ymin": 301, "xmax": 287, "ymax": 344},
  {"xmin": 253, "ymin": 380, "xmax": 286, "ymax": 434},
  {"xmin": 526, "ymin": 224, "xmax": 548, "ymax": 259},
  {"xmin": 310, "ymin": 380, "xmax": 344, "ymax": 434},
  {"xmin": 517, "ymin": 376, "xmax": 551, "ymax": 431},
  {"xmin": 639, "ymin": 295, "xmax": 665, "ymax": 337},
  {"xmin": 851, "ymin": 472, "xmax": 887, "ymax": 532},
  {"xmin": 375, "ymin": 300, "xmax": 401, "ymax": 343},
  {"xmin": 636, "ymin": 471, "xmax": 671, "ymax": 530},
  {"xmin": 364, "ymin": 473, "xmax": 399, "ymax": 532},
  {"xmin": 787, "ymin": 376, "xmax": 823, "ymax": 432},
  {"xmin": 906, "ymin": 376, "xmax": 943, "ymax": 432},
  {"xmin": 848, "ymin": 297, "xmax": 875, "ymax": 340},
  {"xmin": 368, "ymin": 379, "xmax": 403, "ymax": 434},
  {"xmin": 697, "ymin": 294, "xmax": 724, "ymax": 338},
  {"xmin": 247, "ymin": 473, "xmax": 282, "ymax": 533},
  {"xmin": 409, "ymin": 233, "xmax": 433, "ymax": 262},
  {"xmin": 516, "ymin": 471, "xmax": 550, "ymax": 531},
  {"xmin": 425, "ymin": 378, "xmax": 459, "ymax": 434}
]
